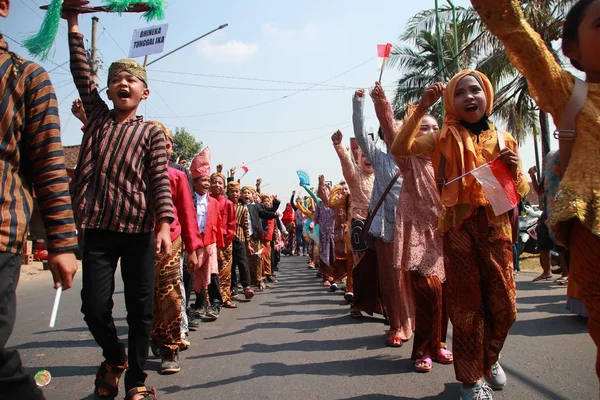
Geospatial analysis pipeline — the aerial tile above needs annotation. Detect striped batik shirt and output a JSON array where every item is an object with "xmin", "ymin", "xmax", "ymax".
[
  {"xmin": 0, "ymin": 35, "xmax": 78, "ymax": 254},
  {"xmin": 234, "ymin": 202, "xmax": 250, "ymax": 243},
  {"xmin": 68, "ymin": 32, "xmax": 174, "ymax": 232}
]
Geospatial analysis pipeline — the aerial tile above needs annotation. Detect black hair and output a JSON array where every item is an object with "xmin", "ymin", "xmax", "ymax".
[
  {"xmin": 377, "ymin": 126, "xmax": 384, "ymax": 140},
  {"xmin": 562, "ymin": 0, "xmax": 597, "ymax": 71}
]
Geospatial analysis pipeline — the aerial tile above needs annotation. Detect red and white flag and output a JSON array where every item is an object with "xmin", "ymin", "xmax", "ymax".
[
  {"xmin": 377, "ymin": 43, "xmax": 393, "ymax": 71},
  {"xmin": 471, "ymin": 158, "xmax": 520, "ymax": 216},
  {"xmin": 241, "ymin": 162, "xmax": 249, "ymax": 174}
]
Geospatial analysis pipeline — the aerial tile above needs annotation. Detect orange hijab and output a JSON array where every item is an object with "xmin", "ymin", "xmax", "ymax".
[{"xmin": 433, "ymin": 69, "xmax": 495, "ymax": 207}]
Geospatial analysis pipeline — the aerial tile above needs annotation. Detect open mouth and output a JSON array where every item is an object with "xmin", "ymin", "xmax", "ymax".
[
  {"xmin": 465, "ymin": 104, "xmax": 478, "ymax": 113},
  {"xmin": 364, "ymin": 162, "xmax": 372, "ymax": 167},
  {"xmin": 118, "ymin": 90, "xmax": 131, "ymax": 99}
]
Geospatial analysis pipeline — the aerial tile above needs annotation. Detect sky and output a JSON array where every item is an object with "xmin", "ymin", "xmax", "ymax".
[{"xmin": 3, "ymin": 0, "xmax": 560, "ymax": 202}]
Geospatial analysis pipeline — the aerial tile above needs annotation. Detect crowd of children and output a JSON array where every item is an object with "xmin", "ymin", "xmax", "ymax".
[{"xmin": 1, "ymin": 0, "xmax": 599, "ymax": 399}]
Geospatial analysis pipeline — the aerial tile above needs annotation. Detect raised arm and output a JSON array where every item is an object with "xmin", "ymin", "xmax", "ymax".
[
  {"xmin": 331, "ymin": 130, "xmax": 356, "ymax": 184},
  {"xmin": 370, "ymin": 82, "xmax": 397, "ymax": 148},
  {"xmin": 290, "ymin": 191, "xmax": 297, "ymax": 211},
  {"xmin": 470, "ymin": 0, "xmax": 572, "ymax": 118},
  {"xmin": 295, "ymin": 199, "xmax": 314, "ymax": 219},
  {"xmin": 301, "ymin": 184, "xmax": 319, "ymax": 204},
  {"xmin": 352, "ymin": 90, "xmax": 377, "ymax": 163},
  {"xmin": 66, "ymin": 12, "xmax": 109, "ymax": 119},
  {"xmin": 391, "ymin": 86, "xmax": 442, "ymax": 158}
]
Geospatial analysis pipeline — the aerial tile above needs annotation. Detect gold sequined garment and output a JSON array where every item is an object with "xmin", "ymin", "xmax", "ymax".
[{"xmin": 470, "ymin": 0, "xmax": 600, "ymax": 244}]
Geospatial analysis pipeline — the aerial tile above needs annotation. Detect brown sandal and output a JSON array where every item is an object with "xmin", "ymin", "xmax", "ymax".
[
  {"xmin": 223, "ymin": 300, "xmax": 237, "ymax": 308},
  {"xmin": 125, "ymin": 386, "xmax": 157, "ymax": 399},
  {"xmin": 93, "ymin": 361, "xmax": 127, "ymax": 400}
]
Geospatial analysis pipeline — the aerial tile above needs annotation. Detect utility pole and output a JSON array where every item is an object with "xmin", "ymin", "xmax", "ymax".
[{"xmin": 91, "ymin": 16, "xmax": 99, "ymax": 85}]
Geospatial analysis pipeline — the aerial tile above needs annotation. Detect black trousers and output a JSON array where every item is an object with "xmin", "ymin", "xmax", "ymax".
[
  {"xmin": 232, "ymin": 240, "xmax": 251, "ymax": 288},
  {"xmin": 81, "ymin": 229, "xmax": 155, "ymax": 391},
  {"xmin": 195, "ymin": 272, "xmax": 222, "ymax": 308},
  {"xmin": 0, "ymin": 252, "xmax": 45, "ymax": 400}
]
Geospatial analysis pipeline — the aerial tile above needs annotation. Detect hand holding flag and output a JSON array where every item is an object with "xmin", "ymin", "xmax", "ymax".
[
  {"xmin": 445, "ymin": 157, "xmax": 520, "ymax": 216},
  {"xmin": 377, "ymin": 43, "xmax": 393, "ymax": 82}
]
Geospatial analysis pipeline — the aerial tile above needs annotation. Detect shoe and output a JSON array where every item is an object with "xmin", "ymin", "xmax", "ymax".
[
  {"xmin": 244, "ymin": 287, "xmax": 255, "ymax": 299},
  {"xmin": 150, "ymin": 341, "xmax": 160, "ymax": 357},
  {"xmin": 231, "ymin": 288, "xmax": 239, "ymax": 298},
  {"xmin": 188, "ymin": 305, "xmax": 206, "ymax": 319},
  {"xmin": 330, "ymin": 282, "xmax": 338, "ymax": 292},
  {"xmin": 322, "ymin": 280, "xmax": 331, "ymax": 287},
  {"xmin": 460, "ymin": 381, "xmax": 493, "ymax": 400},
  {"xmin": 180, "ymin": 335, "xmax": 190, "ymax": 351},
  {"xmin": 160, "ymin": 348, "xmax": 181, "ymax": 374},
  {"xmin": 344, "ymin": 292, "xmax": 354, "ymax": 303},
  {"xmin": 187, "ymin": 317, "xmax": 200, "ymax": 329},
  {"xmin": 205, "ymin": 304, "xmax": 221, "ymax": 320},
  {"xmin": 266, "ymin": 276, "xmax": 278, "ymax": 283},
  {"xmin": 485, "ymin": 361, "xmax": 507, "ymax": 390}
]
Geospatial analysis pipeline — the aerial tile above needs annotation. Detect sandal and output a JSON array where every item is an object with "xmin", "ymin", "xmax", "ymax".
[
  {"xmin": 532, "ymin": 274, "xmax": 553, "ymax": 282},
  {"xmin": 415, "ymin": 355, "xmax": 432, "ymax": 373},
  {"xmin": 125, "ymin": 386, "xmax": 157, "ymax": 400},
  {"xmin": 223, "ymin": 300, "xmax": 237, "ymax": 308},
  {"xmin": 555, "ymin": 276, "xmax": 569, "ymax": 285},
  {"xmin": 350, "ymin": 309, "xmax": 362, "ymax": 319},
  {"xmin": 436, "ymin": 346, "xmax": 453, "ymax": 364},
  {"xmin": 94, "ymin": 361, "xmax": 127, "ymax": 400},
  {"xmin": 386, "ymin": 332, "xmax": 403, "ymax": 348}
]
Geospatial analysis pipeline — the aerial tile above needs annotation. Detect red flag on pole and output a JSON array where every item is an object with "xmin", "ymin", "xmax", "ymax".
[
  {"xmin": 377, "ymin": 43, "xmax": 393, "ymax": 71},
  {"xmin": 241, "ymin": 162, "xmax": 249, "ymax": 174}
]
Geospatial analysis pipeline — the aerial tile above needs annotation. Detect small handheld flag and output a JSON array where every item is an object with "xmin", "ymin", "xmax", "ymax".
[
  {"xmin": 377, "ymin": 43, "xmax": 392, "ymax": 82},
  {"xmin": 445, "ymin": 158, "xmax": 519, "ymax": 216},
  {"xmin": 241, "ymin": 162, "xmax": 249, "ymax": 174}
]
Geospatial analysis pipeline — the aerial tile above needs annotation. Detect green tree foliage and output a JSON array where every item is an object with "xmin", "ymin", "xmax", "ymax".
[
  {"xmin": 392, "ymin": 1, "xmax": 576, "ymax": 148},
  {"xmin": 172, "ymin": 127, "xmax": 202, "ymax": 163}
]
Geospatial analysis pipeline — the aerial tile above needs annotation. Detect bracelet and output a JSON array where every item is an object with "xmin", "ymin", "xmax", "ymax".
[{"xmin": 553, "ymin": 129, "xmax": 577, "ymax": 140}]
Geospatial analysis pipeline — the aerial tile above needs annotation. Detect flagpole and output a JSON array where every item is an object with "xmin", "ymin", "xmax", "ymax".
[{"xmin": 444, "ymin": 163, "xmax": 488, "ymax": 186}]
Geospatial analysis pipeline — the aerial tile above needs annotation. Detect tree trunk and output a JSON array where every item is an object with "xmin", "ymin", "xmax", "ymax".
[{"xmin": 539, "ymin": 109, "xmax": 551, "ymax": 159}]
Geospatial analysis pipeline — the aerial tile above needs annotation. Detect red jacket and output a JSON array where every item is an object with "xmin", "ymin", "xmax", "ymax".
[
  {"xmin": 282, "ymin": 204, "xmax": 295, "ymax": 227},
  {"xmin": 263, "ymin": 219, "xmax": 275, "ymax": 241},
  {"xmin": 212, "ymin": 194, "xmax": 236, "ymax": 246},
  {"xmin": 195, "ymin": 193, "xmax": 225, "ymax": 249},
  {"xmin": 155, "ymin": 167, "xmax": 202, "ymax": 251}
]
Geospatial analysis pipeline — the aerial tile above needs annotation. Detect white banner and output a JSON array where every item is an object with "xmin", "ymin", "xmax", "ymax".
[{"xmin": 129, "ymin": 23, "xmax": 168, "ymax": 59}]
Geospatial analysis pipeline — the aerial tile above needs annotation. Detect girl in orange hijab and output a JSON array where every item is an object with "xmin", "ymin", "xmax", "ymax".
[{"xmin": 391, "ymin": 70, "xmax": 529, "ymax": 400}]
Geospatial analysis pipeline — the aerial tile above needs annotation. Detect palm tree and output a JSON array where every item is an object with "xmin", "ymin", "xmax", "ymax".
[{"xmin": 392, "ymin": 1, "xmax": 576, "ymax": 154}]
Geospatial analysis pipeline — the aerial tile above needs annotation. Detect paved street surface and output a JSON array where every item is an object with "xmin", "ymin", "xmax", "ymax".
[{"xmin": 10, "ymin": 256, "xmax": 597, "ymax": 399}]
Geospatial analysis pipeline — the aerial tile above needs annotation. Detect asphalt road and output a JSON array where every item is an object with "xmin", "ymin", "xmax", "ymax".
[{"xmin": 9, "ymin": 256, "xmax": 597, "ymax": 399}]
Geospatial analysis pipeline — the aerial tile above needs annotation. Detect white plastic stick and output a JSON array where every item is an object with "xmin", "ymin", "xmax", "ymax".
[{"xmin": 49, "ymin": 285, "xmax": 62, "ymax": 328}]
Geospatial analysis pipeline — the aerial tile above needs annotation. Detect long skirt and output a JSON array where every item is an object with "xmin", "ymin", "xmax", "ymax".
[
  {"xmin": 351, "ymin": 248, "xmax": 380, "ymax": 315},
  {"xmin": 569, "ymin": 219, "xmax": 600, "ymax": 379},
  {"xmin": 444, "ymin": 207, "xmax": 516, "ymax": 384},
  {"xmin": 375, "ymin": 239, "xmax": 414, "ymax": 340},
  {"xmin": 218, "ymin": 243, "xmax": 233, "ymax": 303},
  {"xmin": 152, "ymin": 236, "xmax": 185, "ymax": 351},
  {"xmin": 411, "ymin": 272, "xmax": 449, "ymax": 360}
]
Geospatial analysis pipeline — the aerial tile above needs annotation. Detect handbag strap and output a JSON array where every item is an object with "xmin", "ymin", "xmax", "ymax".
[
  {"xmin": 364, "ymin": 170, "xmax": 402, "ymax": 233},
  {"xmin": 556, "ymin": 77, "xmax": 587, "ymax": 176},
  {"xmin": 436, "ymin": 155, "xmax": 446, "ymax": 194}
]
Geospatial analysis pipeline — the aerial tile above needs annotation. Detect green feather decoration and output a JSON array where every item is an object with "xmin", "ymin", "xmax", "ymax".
[
  {"xmin": 22, "ymin": 0, "xmax": 64, "ymax": 60},
  {"xmin": 103, "ymin": 0, "xmax": 167, "ymax": 21}
]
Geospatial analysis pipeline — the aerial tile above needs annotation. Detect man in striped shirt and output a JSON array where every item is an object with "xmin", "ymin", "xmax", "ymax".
[
  {"xmin": 65, "ymin": 9, "xmax": 174, "ymax": 400},
  {"xmin": 0, "ymin": 2, "xmax": 79, "ymax": 399}
]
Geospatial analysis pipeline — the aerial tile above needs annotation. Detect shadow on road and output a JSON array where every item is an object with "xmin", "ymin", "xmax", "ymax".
[
  {"xmin": 510, "ymin": 314, "xmax": 588, "ymax": 336},
  {"xmin": 160, "ymin": 356, "xmax": 434, "ymax": 394}
]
